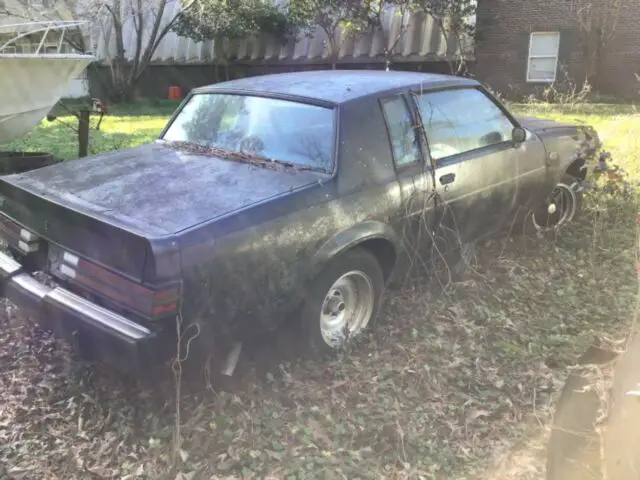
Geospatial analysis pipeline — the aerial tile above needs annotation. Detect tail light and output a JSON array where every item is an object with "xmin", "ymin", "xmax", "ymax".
[
  {"xmin": 52, "ymin": 249, "xmax": 180, "ymax": 320},
  {"xmin": 0, "ymin": 214, "xmax": 180, "ymax": 320},
  {"xmin": 0, "ymin": 215, "xmax": 40, "ymax": 253}
]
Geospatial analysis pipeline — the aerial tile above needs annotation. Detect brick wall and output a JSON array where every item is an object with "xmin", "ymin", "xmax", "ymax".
[
  {"xmin": 475, "ymin": 0, "xmax": 640, "ymax": 100},
  {"xmin": 595, "ymin": 0, "xmax": 640, "ymax": 98}
]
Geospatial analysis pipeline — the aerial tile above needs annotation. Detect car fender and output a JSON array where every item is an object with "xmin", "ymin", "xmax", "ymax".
[
  {"xmin": 538, "ymin": 125, "xmax": 599, "ymax": 187},
  {"xmin": 310, "ymin": 220, "xmax": 401, "ymax": 278}
]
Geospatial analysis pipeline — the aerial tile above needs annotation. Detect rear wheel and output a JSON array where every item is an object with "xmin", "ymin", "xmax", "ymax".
[{"xmin": 301, "ymin": 248, "xmax": 385, "ymax": 357}]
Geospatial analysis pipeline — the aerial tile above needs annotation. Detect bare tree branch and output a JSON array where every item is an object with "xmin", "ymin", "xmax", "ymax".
[{"xmin": 568, "ymin": 0, "xmax": 628, "ymax": 84}]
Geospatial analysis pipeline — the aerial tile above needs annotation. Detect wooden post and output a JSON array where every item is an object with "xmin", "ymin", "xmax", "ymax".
[{"xmin": 78, "ymin": 109, "xmax": 90, "ymax": 158}]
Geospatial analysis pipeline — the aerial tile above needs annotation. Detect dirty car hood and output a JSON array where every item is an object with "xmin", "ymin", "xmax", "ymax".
[
  {"xmin": 2, "ymin": 142, "xmax": 325, "ymax": 235},
  {"xmin": 517, "ymin": 115, "xmax": 601, "ymax": 149},
  {"xmin": 516, "ymin": 115, "xmax": 582, "ymax": 132}
]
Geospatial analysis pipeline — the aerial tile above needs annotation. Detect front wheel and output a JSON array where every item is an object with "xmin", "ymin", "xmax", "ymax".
[
  {"xmin": 301, "ymin": 248, "xmax": 385, "ymax": 357},
  {"xmin": 527, "ymin": 173, "xmax": 583, "ymax": 235}
]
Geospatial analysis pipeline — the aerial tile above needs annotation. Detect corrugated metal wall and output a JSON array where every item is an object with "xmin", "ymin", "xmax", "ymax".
[{"xmin": 91, "ymin": 0, "xmax": 473, "ymax": 65}]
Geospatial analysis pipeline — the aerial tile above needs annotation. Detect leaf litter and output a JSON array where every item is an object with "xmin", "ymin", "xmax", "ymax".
[{"xmin": 0, "ymin": 194, "xmax": 637, "ymax": 480}]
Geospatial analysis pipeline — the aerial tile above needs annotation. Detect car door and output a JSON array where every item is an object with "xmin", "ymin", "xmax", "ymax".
[
  {"xmin": 411, "ymin": 87, "xmax": 531, "ymax": 243},
  {"xmin": 379, "ymin": 94, "xmax": 435, "ymax": 264},
  {"xmin": 510, "ymin": 126, "xmax": 553, "ymax": 215}
]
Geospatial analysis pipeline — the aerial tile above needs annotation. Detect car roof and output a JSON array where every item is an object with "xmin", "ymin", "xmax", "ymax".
[{"xmin": 194, "ymin": 70, "xmax": 479, "ymax": 104}]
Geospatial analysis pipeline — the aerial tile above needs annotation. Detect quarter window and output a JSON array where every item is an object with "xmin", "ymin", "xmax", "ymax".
[
  {"xmin": 380, "ymin": 96, "xmax": 421, "ymax": 167},
  {"xmin": 414, "ymin": 88, "xmax": 515, "ymax": 161}
]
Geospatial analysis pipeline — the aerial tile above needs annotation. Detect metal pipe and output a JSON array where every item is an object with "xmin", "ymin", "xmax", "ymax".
[{"xmin": 36, "ymin": 26, "xmax": 50, "ymax": 54}]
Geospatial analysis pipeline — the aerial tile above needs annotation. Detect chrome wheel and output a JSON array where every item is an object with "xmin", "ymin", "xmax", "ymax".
[
  {"xmin": 319, "ymin": 270, "xmax": 374, "ymax": 349},
  {"xmin": 532, "ymin": 182, "xmax": 578, "ymax": 232}
]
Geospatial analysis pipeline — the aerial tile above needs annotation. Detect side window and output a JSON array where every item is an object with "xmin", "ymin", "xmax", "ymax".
[
  {"xmin": 414, "ymin": 88, "xmax": 515, "ymax": 162},
  {"xmin": 380, "ymin": 96, "xmax": 421, "ymax": 168}
]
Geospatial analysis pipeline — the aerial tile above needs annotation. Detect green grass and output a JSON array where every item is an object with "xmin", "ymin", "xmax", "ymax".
[
  {"xmin": 0, "ymin": 102, "xmax": 638, "ymax": 479},
  {"xmin": 2, "ymin": 100, "xmax": 180, "ymax": 161},
  {"xmin": 511, "ymin": 103, "xmax": 640, "ymax": 178}
]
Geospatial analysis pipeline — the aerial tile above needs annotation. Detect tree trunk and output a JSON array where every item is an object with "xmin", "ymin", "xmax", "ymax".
[
  {"xmin": 584, "ymin": 29, "xmax": 602, "ymax": 88},
  {"xmin": 110, "ymin": 56, "xmax": 136, "ymax": 102}
]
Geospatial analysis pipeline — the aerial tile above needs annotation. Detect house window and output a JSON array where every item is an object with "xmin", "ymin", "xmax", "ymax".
[{"xmin": 527, "ymin": 32, "xmax": 560, "ymax": 83}]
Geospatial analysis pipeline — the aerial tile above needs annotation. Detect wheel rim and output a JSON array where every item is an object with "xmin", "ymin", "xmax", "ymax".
[
  {"xmin": 532, "ymin": 183, "xmax": 577, "ymax": 232},
  {"xmin": 319, "ymin": 270, "xmax": 375, "ymax": 349}
]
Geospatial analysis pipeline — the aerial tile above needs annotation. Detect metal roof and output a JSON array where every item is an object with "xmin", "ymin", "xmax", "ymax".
[
  {"xmin": 195, "ymin": 70, "xmax": 479, "ymax": 104},
  {"xmin": 90, "ymin": 0, "xmax": 473, "ymax": 65}
]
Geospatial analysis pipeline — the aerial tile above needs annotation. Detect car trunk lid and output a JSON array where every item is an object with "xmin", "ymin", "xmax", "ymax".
[
  {"xmin": 1, "ymin": 142, "xmax": 325, "ymax": 235},
  {"xmin": 0, "ymin": 142, "xmax": 325, "ymax": 281},
  {"xmin": 0, "ymin": 179, "xmax": 154, "ymax": 281}
]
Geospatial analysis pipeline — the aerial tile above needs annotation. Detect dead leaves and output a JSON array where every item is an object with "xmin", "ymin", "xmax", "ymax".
[
  {"xmin": 0, "ymin": 196, "xmax": 637, "ymax": 479},
  {"xmin": 166, "ymin": 141, "xmax": 316, "ymax": 174}
]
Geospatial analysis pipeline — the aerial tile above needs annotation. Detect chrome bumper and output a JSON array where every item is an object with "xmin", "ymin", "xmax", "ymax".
[{"xmin": 0, "ymin": 251, "xmax": 168, "ymax": 372}]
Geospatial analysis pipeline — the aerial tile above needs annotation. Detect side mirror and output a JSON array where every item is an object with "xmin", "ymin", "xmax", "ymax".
[{"xmin": 512, "ymin": 126, "xmax": 527, "ymax": 143}]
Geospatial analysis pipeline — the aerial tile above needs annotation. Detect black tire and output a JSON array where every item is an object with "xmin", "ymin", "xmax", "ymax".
[
  {"xmin": 301, "ymin": 247, "xmax": 385, "ymax": 357},
  {"xmin": 525, "ymin": 173, "xmax": 583, "ymax": 236}
]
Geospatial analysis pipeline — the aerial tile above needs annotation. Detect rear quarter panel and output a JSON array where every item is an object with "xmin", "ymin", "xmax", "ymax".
[{"xmin": 177, "ymin": 97, "xmax": 404, "ymax": 344}]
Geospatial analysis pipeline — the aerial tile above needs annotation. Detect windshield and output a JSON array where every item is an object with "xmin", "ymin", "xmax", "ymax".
[{"xmin": 162, "ymin": 93, "xmax": 335, "ymax": 172}]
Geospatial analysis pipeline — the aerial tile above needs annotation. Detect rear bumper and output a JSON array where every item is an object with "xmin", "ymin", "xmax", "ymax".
[{"xmin": 0, "ymin": 251, "xmax": 172, "ymax": 373}]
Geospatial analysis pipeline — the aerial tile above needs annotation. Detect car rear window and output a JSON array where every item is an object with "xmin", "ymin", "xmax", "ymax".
[{"xmin": 162, "ymin": 93, "xmax": 336, "ymax": 172}]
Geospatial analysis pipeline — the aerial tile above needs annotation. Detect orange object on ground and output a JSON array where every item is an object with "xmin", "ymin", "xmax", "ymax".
[{"xmin": 168, "ymin": 86, "xmax": 183, "ymax": 100}]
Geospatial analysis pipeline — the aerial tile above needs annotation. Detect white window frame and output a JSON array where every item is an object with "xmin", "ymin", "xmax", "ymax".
[{"xmin": 526, "ymin": 32, "xmax": 560, "ymax": 83}]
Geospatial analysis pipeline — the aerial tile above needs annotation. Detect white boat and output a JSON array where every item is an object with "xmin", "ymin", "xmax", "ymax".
[{"xmin": 0, "ymin": 21, "xmax": 95, "ymax": 145}]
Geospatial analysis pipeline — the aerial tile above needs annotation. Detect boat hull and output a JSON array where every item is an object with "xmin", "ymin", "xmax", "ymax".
[{"xmin": 0, "ymin": 54, "xmax": 94, "ymax": 145}]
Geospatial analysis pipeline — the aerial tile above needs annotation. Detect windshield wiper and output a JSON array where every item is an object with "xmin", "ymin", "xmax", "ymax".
[{"xmin": 165, "ymin": 141, "xmax": 323, "ymax": 173}]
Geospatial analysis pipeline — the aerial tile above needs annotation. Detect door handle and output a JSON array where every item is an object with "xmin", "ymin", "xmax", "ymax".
[{"xmin": 439, "ymin": 173, "xmax": 456, "ymax": 185}]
